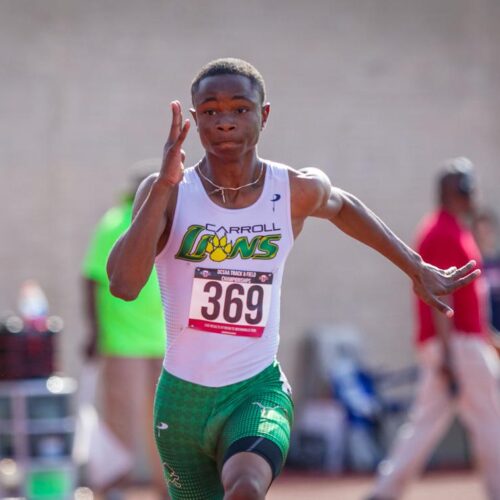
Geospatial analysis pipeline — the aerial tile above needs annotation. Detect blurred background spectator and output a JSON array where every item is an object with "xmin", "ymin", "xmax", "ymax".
[
  {"xmin": 368, "ymin": 158, "xmax": 500, "ymax": 500},
  {"xmin": 473, "ymin": 209, "xmax": 500, "ymax": 341},
  {"xmin": 81, "ymin": 159, "xmax": 167, "ymax": 499}
]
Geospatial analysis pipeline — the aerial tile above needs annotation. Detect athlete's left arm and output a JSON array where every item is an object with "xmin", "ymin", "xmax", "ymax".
[{"xmin": 291, "ymin": 167, "xmax": 480, "ymax": 316}]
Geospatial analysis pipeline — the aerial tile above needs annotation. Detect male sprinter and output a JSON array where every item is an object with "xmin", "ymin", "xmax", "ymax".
[{"xmin": 107, "ymin": 58, "xmax": 480, "ymax": 500}]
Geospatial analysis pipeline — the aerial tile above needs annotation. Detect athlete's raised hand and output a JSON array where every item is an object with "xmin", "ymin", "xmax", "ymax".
[
  {"xmin": 412, "ymin": 260, "xmax": 481, "ymax": 317},
  {"xmin": 158, "ymin": 100, "xmax": 190, "ymax": 188}
]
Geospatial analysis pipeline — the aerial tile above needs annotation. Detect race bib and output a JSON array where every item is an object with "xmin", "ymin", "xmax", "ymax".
[{"xmin": 188, "ymin": 267, "xmax": 274, "ymax": 337}]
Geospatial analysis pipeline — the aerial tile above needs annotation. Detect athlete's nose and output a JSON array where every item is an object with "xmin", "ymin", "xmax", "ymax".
[{"xmin": 216, "ymin": 114, "xmax": 236, "ymax": 132}]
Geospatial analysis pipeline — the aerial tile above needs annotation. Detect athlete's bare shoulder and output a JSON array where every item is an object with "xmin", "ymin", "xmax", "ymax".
[{"xmin": 287, "ymin": 166, "xmax": 332, "ymax": 219}]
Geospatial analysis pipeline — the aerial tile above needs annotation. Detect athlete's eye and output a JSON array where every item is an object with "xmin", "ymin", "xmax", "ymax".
[
  {"xmin": 237, "ymin": 108, "xmax": 249, "ymax": 114},
  {"xmin": 204, "ymin": 109, "xmax": 217, "ymax": 116}
]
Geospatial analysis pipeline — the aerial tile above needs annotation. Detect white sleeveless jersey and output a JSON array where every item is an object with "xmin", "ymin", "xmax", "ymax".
[{"xmin": 155, "ymin": 161, "xmax": 294, "ymax": 386}]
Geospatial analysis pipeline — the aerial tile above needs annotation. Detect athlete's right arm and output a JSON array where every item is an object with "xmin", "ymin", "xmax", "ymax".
[{"xmin": 107, "ymin": 101, "xmax": 190, "ymax": 300}]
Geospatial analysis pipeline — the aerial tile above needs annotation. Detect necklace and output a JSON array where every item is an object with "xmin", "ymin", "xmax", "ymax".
[{"xmin": 197, "ymin": 161, "xmax": 264, "ymax": 204}]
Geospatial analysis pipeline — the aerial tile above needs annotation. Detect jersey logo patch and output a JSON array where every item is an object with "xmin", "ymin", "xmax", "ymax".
[{"xmin": 176, "ymin": 225, "xmax": 281, "ymax": 262}]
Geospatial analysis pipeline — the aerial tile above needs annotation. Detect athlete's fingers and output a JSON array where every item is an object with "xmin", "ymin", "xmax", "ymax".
[
  {"xmin": 166, "ymin": 101, "xmax": 183, "ymax": 144},
  {"xmin": 444, "ymin": 266, "xmax": 458, "ymax": 276},
  {"xmin": 177, "ymin": 103, "xmax": 184, "ymax": 136},
  {"xmin": 452, "ymin": 260, "xmax": 477, "ymax": 278},
  {"xmin": 413, "ymin": 279, "xmax": 453, "ymax": 317},
  {"xmin": 430, "ymin": 294, "xmax": 454, "ymax": 317},
  {"xmin": 445, "ymin": 268, "xmax": 481, "ymax": 293},
  {"xmin": 173, "ymin": 119, "xmax": 190, "ymax": 148}
]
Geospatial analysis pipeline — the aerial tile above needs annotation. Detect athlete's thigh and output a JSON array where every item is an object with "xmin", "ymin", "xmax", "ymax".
[
  {"xmin": 218, "ymin": 387, "xmax": 294, "ymax": 478},
  {"xmin": 154, "ymin": 370, "xmax": 224, "ymax": 500}
]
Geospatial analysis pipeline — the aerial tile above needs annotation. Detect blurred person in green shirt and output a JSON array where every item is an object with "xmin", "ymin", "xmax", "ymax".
[{"xmin": 82, "ymin": 159, "xmax": 168, "ymax": 500}]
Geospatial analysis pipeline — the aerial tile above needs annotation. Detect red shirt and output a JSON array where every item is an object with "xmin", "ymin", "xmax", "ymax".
[{"xmin": 414, "ymin": 209, "xmax": 488, "ymax": 344}]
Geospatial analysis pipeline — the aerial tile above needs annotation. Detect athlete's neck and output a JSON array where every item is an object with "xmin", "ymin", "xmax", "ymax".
[{"xmin": 202, "ymin": 152, "xmax": 261, "ymax": 188}]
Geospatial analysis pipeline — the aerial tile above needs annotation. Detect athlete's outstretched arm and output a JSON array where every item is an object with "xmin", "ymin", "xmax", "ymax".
[
  {"xmin": 290, "ymin": 167, "xmax": 480, "ymax": 316},
  {"xmin": 107, "ymin": 101, "xmax": 190, "ymax": 300}
]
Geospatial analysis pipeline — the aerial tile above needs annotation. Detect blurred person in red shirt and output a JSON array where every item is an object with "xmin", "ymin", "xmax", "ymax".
[
  {"xmin": 369, "ymin": 158, "xmax": 500, "ymax": 500},
  {"xmin": 473, "ymin": 209, "xmax": 500, "ymax": 353}
]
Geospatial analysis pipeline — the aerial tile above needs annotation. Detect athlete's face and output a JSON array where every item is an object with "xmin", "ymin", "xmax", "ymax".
[{"xmin": 190, "ymin": 74, "xmax": 270, "ymax": 160}]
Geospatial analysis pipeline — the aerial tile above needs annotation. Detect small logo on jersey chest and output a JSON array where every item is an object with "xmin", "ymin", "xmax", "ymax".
[{"xmin": 271, "ymin": 194, "xmax": 281, "ymax": 212}]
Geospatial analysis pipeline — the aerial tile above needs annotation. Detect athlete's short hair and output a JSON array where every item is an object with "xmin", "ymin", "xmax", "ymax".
[{"xmin": 191, "ymin": 58, "xmax": 266, "ymax": 104}]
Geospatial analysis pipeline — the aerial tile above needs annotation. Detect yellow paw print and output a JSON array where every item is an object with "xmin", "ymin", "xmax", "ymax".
[{"xmin": 206, "ymin": 234, "xmax": 233, "ymax": 262}]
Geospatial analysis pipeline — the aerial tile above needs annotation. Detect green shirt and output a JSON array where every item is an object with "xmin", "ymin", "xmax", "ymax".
[{"xmin": 82, "ymin": 200, "xmax": 165, "ymax": 357}]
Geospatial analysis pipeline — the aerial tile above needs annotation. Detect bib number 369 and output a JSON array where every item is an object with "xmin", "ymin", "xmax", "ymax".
[{"xmin": 188, "ymin": 267, "xmax": 273, "ymax": 337}]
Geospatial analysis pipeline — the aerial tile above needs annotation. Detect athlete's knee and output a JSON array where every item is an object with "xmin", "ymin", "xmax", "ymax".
[{"xmin": 223, "ymin": 474, "xmax": 266, "ymax": 500}]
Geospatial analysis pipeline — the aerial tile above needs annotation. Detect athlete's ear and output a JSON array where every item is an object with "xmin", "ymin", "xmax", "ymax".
[
  {"xmin": 189, "ymin": 108, "xmax": 198, "ymax": 127},
  {"xmin": 261, "ymin": 103, "xmax": 270, "ymax": 130}
]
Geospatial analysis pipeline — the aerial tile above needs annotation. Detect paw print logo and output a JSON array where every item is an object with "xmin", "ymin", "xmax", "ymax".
[{"xmin": 206, "ymin": 232, "xmax": 233, "ymax": 262}]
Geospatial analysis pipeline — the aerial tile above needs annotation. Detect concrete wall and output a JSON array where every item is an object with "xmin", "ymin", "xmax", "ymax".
[{"xmin": 1, "ymin": 0, "xmax": 499, "ymax": 396}]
